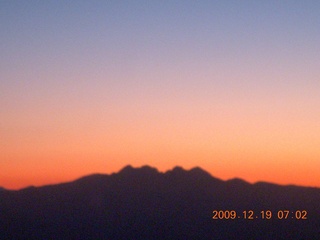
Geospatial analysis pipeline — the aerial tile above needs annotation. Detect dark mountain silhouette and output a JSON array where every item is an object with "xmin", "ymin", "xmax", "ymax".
[{"xmin": 0, "ymin": 165, "xmax": 319, "ymax": 239}]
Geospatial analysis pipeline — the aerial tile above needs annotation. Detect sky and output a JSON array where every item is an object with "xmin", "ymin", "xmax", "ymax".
[{"xmin": 1, "ymin": 1, "xmax": 320, "ymax": 189}]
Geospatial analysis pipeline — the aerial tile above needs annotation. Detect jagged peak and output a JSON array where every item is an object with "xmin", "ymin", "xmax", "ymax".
[
  {"xmin": 226, "ymin": 177, "xmax": 250, "ymax": 185},
  {"xmin": 140, "ymin": 165, "xmax": 159, "ymax": 173},
  {"xmin": 189, "ymin": 166, "xmax": 211, "ymax": 176},
  {"xmin": 119, "ymin": 165, "xmax": 159, "ymax": 175},
  {"xmin": 171, "ymin": 166, "xmax": 185, "ymax": 172},
  {"xmin": 119, "ymin": 165, "xmax": 134, "ymax": 173},
  {"xmin": 164, "ymin": 166, "xmax": 185, "ymax": 175},
  {"xmin": 163, "ymin": 166, "xmax": 220, "ymax": 182}
]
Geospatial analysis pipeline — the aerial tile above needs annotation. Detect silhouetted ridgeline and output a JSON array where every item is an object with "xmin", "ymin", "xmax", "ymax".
[{"xmin": 0, "ymin": 165, "xmax": 319, "ymax": 239}]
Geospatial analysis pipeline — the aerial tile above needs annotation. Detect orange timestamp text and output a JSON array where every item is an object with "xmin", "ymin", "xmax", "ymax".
[{"xmin": 212, "ymin": 210, "xmax": 307, "ymax": 220}]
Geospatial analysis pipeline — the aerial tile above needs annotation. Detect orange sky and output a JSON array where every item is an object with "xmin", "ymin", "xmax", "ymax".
[
  {"xmin": 1, "ymin": 1, "xmax": 320, "ymax": 189},
  {"xmin": 2, "ymin": 91, "xmax": 320, "ymax": 189}
]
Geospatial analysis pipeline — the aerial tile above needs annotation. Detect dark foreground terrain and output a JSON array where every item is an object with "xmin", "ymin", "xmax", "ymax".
[{"xmin": 1, "ymin": 165, "xmax": 319, "ymax": 239}]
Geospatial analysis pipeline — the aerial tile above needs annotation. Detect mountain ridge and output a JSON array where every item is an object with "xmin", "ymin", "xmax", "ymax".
[
  {"xmin": 0, "ymin": 165, "xmax": 319, "ymax": 239},
  {"xmin": 3, "ymin": 165, "xmax": 319, "ymax": 191}
]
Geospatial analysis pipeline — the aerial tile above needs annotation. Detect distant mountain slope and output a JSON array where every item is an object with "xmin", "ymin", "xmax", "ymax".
[{"xmin": 0, "ymin": 165, "xmax": 319, "ymax": 239}]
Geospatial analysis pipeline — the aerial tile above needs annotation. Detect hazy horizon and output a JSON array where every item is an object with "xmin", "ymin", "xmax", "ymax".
[{"xmin": 1, "ymin": 1, "xmax": 320, "ymax": 189}]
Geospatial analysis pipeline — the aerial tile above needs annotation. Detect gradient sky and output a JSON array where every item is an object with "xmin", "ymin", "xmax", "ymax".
[{"xmin": 1, "ymin": 1, "xmax": 320, "ymax": 189}]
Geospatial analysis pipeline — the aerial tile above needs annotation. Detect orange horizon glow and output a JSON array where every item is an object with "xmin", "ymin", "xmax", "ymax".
[
  {"xmin": 2, "ymin": 92, "xmax": 320, "ymax": 190},
  {"xmin": 2, "ymin": 93, "xmax": 320, "ymax": 190}
]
